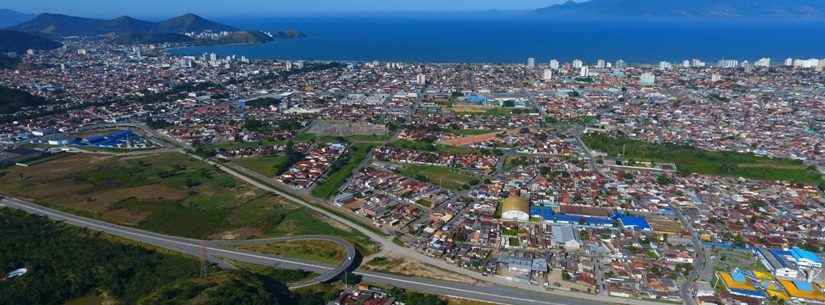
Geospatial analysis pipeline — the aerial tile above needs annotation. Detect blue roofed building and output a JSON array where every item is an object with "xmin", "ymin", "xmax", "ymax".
[
  {"xmin": 788, "ymin": 247, "xmax": 823, "ymax": 268},
  {"xmin": 615, "ymin": 214, "xmax": 652, "ymax": 231}
]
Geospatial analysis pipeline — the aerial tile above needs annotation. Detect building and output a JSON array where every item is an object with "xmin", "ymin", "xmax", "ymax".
[
  {"xmin": 527, "ymin": 57, "xmax": 536, "ymax": 69},
  {"xmin": 785, "ymin": 58, "xmax": 794, "ymax": 66},
  {"xmin": 572, "ymin": 59, "xmax": 583, "ymax": 69},
  {"xmin": 639, "ymin": 72, "xmax": 655, "ymax": 86},
  {"xmin": 579, "ymin": 66, "xmax": 589, "ymax": 77},
  {"xmin": 500, "ymin": 194, "xmax": 530, "ymax": 222},
  {"xmin": 614, "ymin": 59, "xmax": 626, "ymax": 69},
  {"xmin": 755, "ymin": 57, "xmax": 771, "ymax": 67},
  {"xmin": 711, "ymin": 74, "xmax": 722, "ymax": 82},
  {"xmin": 415, "ymin": 73, "xmax": 427, "ymax": 85},
  {"xmin": 659, "ymin": 61, "xmax": 672, "ymax": 70},
  {"xmin": 552, "ymin": 225, "xmax": 581, "ymax": 251},
  {"xmin": 596, "ymin": 59, "xmax": 606, "ymax": 68},
  {"xmin": 779, "ymin": 279, "xmax": 825, "ymax": 303},
  {"xmin": 756, "ymin": 247, "xmax": 800, "ymax": 279},
  {"xmin": 549, "ymin": 59, "xmax": 560, "ymax": 70},
  {"xmin": 543, "ymin": 69, "xmax": 553, "ymax": 81},
  {"xmin": 713, "ymin": 270, "xmax": 767, "ymax": 301},
  {"xmin": 718, "ymin": 59, "xmax": 739, "ymax": 69}
]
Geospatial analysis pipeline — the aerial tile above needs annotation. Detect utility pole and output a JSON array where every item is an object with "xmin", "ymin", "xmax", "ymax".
[{"xmin": 200, "ymin": 242, "xmax": 208, "ymax": 278}]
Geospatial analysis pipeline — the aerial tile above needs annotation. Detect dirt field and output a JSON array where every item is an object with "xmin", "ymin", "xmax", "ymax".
[{"xmin": 362, "ymin": 256, "xmax": 478, "ymax": 284}]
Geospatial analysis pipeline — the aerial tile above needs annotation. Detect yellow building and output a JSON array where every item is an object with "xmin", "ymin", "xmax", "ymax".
[
  {"xmin": 500, "ymin": 194, "xmax": 529, "ymax": 222},
  {"xmin": 779, "ymin": 279, "xmax": 825, "ymax": 303}
]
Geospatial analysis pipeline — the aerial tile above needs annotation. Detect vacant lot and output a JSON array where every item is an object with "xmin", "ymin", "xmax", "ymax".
[
  {"xmin": 312, "ymin": 144, "xmax": 373, "ymax": 199},
  {"xmin": 0, "ymin": 152, "xmax": 374, "ymax": 245},
  {"xmin": 235, "ymin": 240, "xmax": 346, "ymax": 266},
  {"xmin": 399, "ymin": 165, "xmax": 481, "ymax": 191},
  {"xmin": 584, "ymin": 133, "xmax": 825, "ymax": 185},
  {"xmin": 235, "ymin": 155, "xmax": 289, "ymax": 177}
]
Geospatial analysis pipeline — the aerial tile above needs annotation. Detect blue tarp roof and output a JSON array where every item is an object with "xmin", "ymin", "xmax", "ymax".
[
  {"xmin": 790, "ymin": 247, "xmax": 822, "ymax": 264},
  {"xmin": 616, "ymin": 214, "xmax": 651, "ymax": 231},
  {"xmin": 794, "ymin": 280, "xmax": 814, "ymax": 292}
]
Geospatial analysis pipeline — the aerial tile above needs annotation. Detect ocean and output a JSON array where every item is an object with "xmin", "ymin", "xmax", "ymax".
[{"xmin": 169, "ymin": 15, "xmax": 825, "ymax": 64}]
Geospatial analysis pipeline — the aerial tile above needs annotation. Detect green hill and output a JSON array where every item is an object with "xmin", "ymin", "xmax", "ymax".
[{"xmin": 0, "ymin": 30, "xmax": 62, "ymax": 53}]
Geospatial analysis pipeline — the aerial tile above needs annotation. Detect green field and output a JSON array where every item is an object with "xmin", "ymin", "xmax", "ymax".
[
  {"xmin": 446, "ymin": 128, "xmax": 496, "ymax": 136},
  {"xmin": 312, "ymin": 144, "xmax": 373, "ymax": 199},
  {"xmin": 391, "ymin": 139, "xmax": 498, "ymax": 155},
  {"xmin": 584, "ymin": 133, "xmax": 825, "ymax": 185},
  {"xmin": 234, "ymin": 155, "xmax": 289, "ymax": 177},
  {"xmin": 399, "ymin": 165, "xmax": 481, "ymax": 191},
  {"xmin": 0, "ymin": 153, "xmax": 375, "ymax": 245},
  {"xmin": 235, "ymin": 240, "xmax": 346, "ymax": 266}
]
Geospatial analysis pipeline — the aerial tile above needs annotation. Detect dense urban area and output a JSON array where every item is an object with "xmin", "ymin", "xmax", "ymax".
[{"xmin": 1, "ymin": 33, "xmax": 825, "ymax": 305}]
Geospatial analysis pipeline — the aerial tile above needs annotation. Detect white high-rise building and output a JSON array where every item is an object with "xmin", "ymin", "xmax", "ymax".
[
  {"xmin": 682, "ymin": 60, "xmax": 691, "ymax": 68},
  {"xmin": 26, "ymin": 49, "xmax": 34, "ymax": 56},
  {"xmin": 527, "ymin": 57, "xmax": 536, "ymax": 69},
  {"xmin": 711, "ymin": 73, "xmax": 722, "ymax": 82},
  {"xmin": 579, "ymin": 66, "xmax": 590, "ymax": 77},
  {"xmin": 614, "ymin": 59, "xmax": 626, "ymax": 69},
  {"xmin": 659, "ymin": 61, "xmax": 672, "ymax": 70},
  {"xmin": 755, "ymin": 58, "xmax": 771, "ymax": 67},
  {"xmin": 793, "ymin": 58, "xmax": 820, "ymax": 69},
  {"xmin": 691, "ymin": 59, "xmax": 706, "ymax": 67},
  {"xmin": 596, "ymin": 59, "xmax": 606, "ymax": 69},
  {"xmin": 639, "ymin": 72, "xmax": 655, "ymax": 86},
  {"xmin": 543, "ymin": 69, "xmax": 553, "ymax": 81},
  {"xmin": 718, "ymin": 59, "xmax": 739, "ymax": 69},
  {"xmin": 572, "ymin": 59, "xmax": 584, "ymax": 69},
  {"xmin": 209, "ymin": 53, "xmax": 217, "ymax": 63},
  {"xmin": 549, "ymin": 59, "xmax": 560, "ymax": 70},
  {"xmin": 416, "ymin": 73, "xmax": 427, "ymax": 85},
  {"xmin": 285, "ymin": 60, "xmax": 293, "ymax": 71},
  {"xmin": 785, "ymin": 58, "xmax": 794, "ymax": 66}
]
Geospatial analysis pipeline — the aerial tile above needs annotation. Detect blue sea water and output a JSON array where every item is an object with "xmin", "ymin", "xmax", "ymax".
[{"xmin": 170, "ymin": 15, "xmax": 825, "ymax": 64}]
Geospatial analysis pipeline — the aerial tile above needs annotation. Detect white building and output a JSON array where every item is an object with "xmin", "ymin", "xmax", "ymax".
[
  {"xmin": 785, "ymin": 58, "xmax": 794, "ymax": 66},
  {"xmin": 711, "ymin": 73, "xmax": 722, "ymax": 82},
  {"xmin": 549, "ymin": 59, "xmax": 560, "ymax": 70},
  {"xmin": 596, "ymin": 59, "xmax": 606, "ymax": 68},
  {"xmin": 614, "ymin": 59, "xmax": 626, "ymax": 69},
  {"xmin": 543, "ymin": 69, "xmax": 553, "ymax": 81},
  {"xmin": 572, "ymin": 59, "xmax": 584, "ymax": 69},
  {"xmin": 579, "ymin": 66, "xmax": 589, "ymax": 77},
  {"xmin": 416, "ymin": 73, "xmax": 427, "ymax": 85},
  {"xmin": 659, "ymin": 61, "xmax": 672, "ymax": 70},
  {"xmin": 755, "ymin": 58, "xmax": 771, "ymax": 67},
  {"xmin": 718, "ymin": 59, "xmax": 739, "ymax": 69},
  {"xmin": 639, "ymin": 72, "xmax": 655, "ymax": 86},
  {"xmin": 527, "ymin": 57, "xmax": 535, "ymax": 69}
]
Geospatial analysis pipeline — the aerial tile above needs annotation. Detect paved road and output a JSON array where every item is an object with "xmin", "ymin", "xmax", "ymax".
[
  {"xmin": 0, "ymin": 195, "xmax": 354, "ymax": 287},
  {"xmin": 54, "ymin": 126, "xmax": 680, "ymax": 305}
]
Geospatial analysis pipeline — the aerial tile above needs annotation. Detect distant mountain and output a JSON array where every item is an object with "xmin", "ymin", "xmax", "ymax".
[
  {"xmin": 0, "ymin": 9, "xmax": 35, "ymax": 28},
  {"xmin": 0, "ymin": 30, "xmax": 62, "ymax": 53},
  {"xmin": 535, "ymin": 0, "xmax": 825, "ymax": 19},
  {"xmin": 155, "ymin": 13, "xmax": 237, "ymax": 33},
  {"xmin": 10, "ymin": 13, "xmax": 237, "ymax": 37}
]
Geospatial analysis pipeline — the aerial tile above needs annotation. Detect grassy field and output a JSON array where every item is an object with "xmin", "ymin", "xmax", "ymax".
[
  {"xmin": 399, "ymin": 165, "xmax": 481, "ymax": 191},
  {"xmin": 0, "ymin": 152, "xmax": 375, "ymax": 244},
  {"xmin": 584, "ymin": 133, "xmax": 825, "ymax": 185},
  {"xmin": 312, "ymin": 144, "xmax": 373, "ymax": 199},
  {"xmin": 446, "ymin": 128, "xmax": 496, "ymax": 136},
  {"xmin": 391, "ymin": 139, "xmax": 498, "ymax": 155},
  {"xmin": 234, "ymin": 155, "xmax": 289, "ymax": 177},
  {"xmin": 235, "ymin": 240, "xmax": 346, "ymax": 266}
]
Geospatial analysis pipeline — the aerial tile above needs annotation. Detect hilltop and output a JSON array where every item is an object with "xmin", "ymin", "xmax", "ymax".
[
  {"xmin": 0, "ymin": 9, "xmax": 35, "ymax": 27},
  {"xmin": 10, "ymin": 13, "xmax": 237, "ymax": 37},
  {"xmin": 0, "ymin": 30, "xmax": 62, "ymax": 53},
  {"xmin": 535, "ymin": 0, "xmax": 825, "ymax": 19}
]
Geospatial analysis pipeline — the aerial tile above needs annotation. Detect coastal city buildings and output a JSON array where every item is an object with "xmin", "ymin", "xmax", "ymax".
[{"xmin": 1, "ymin": 35, "xmax": 824, "ymax": 305}]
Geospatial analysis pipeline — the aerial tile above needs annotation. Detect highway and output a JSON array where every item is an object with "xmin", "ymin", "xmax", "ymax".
[
  {"xmin": 2, "ymin": 193, "xmax": 674, "ymax": 305},
  {"xmin": 0, "ymin": 195, "xmax": 354, "ymax": 287}
]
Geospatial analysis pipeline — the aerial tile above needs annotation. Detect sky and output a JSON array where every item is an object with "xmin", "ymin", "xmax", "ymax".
[{"xmin": 4, "ymin": 0, "xmax": 568, "ymax": 18}]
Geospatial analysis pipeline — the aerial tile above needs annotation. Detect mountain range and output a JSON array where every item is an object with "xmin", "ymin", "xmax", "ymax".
[
  {"xmin": 0, "ymin": 9, "xmax": 35, "ymax": 27},
  {"xmin": 9, "ymin": 13, "xmax": 239, "ymax": 37},
  {"xmin": 535, "ymin": 0, "xmax": 825, "ymax": 19}
]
